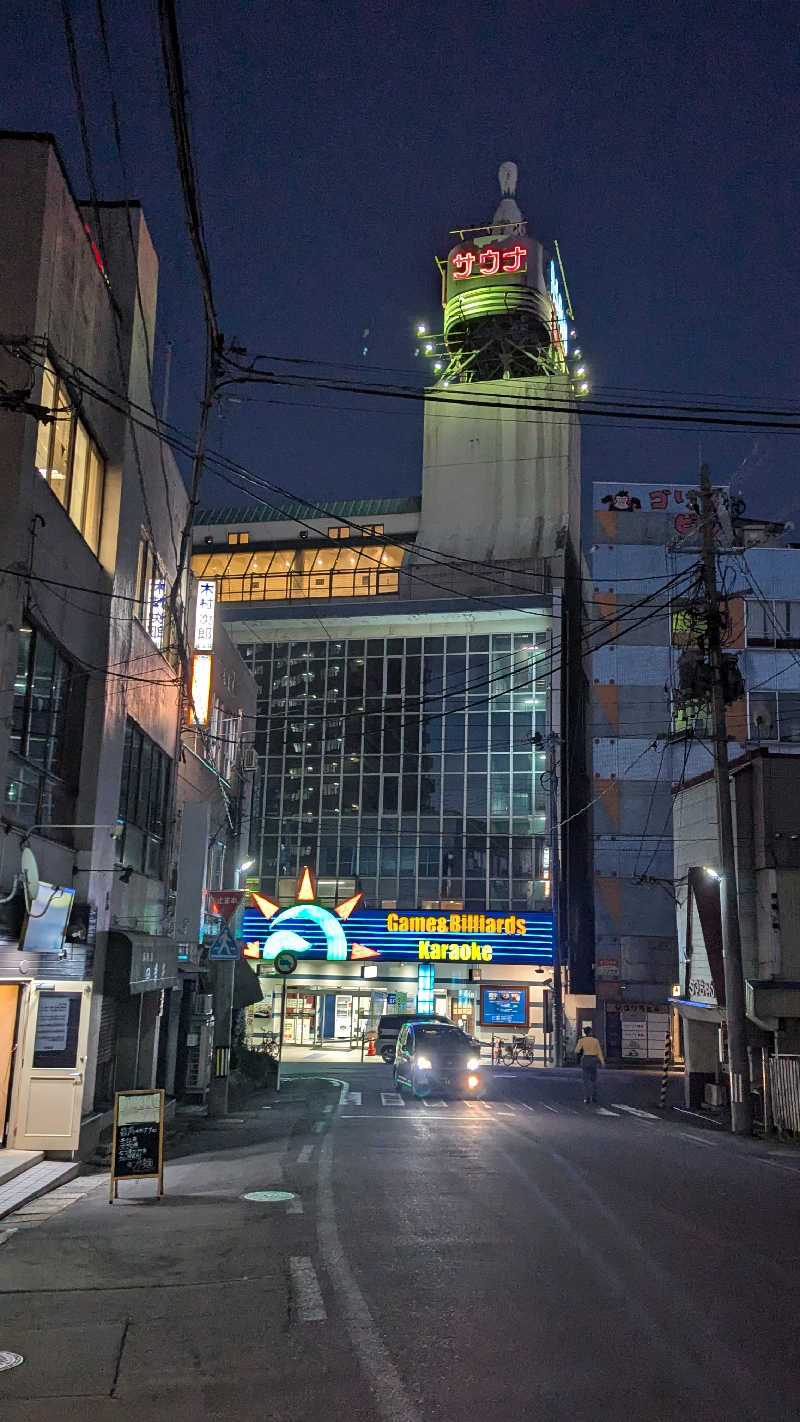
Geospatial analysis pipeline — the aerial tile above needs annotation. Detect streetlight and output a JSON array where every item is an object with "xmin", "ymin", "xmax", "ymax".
[{"xmin": 237, "ymin": 859, "xmax": 254, "ymax": 884}]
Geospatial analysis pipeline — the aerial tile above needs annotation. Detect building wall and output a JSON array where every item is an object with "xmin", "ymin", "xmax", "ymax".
[{"xmin": 0, "ymin": 135, "xmax": 197, "ymax": 1141}]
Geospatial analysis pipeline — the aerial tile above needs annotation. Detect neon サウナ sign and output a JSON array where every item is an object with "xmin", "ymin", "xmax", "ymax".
[{"xmin": 451, "ymin": 245, "xmax": 527, "ymax": 280}]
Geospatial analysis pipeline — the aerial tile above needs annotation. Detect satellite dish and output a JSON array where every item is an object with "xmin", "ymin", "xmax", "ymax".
[{"xmin": 20, "ymin": 847, "xmax": 39, "ymax": 910}]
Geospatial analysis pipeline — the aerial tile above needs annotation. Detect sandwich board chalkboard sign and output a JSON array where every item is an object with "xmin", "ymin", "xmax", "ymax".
[{"xmin": 109, "ymin": 1089, "xmax": 165, "ymax": 1202}]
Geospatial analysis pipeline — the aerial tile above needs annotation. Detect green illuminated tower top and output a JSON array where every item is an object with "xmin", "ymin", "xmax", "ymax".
[{"xmin": 439, "ymin": 162, "xmax": 570, "ymax": 384}]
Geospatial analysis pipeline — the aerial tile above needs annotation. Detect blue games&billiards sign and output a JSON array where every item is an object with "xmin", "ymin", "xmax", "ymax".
[{"xmin": 240, "ymin": 869, "xmax": 553, "ymax": 968}]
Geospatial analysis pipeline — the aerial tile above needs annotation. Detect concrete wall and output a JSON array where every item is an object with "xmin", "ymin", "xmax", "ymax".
[{"xmin": 417, "ymin": 375, "xmax": 580, "ymax": 564}]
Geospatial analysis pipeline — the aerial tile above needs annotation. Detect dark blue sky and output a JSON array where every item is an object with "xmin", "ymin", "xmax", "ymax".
[{"xmin": 5, "ymin": 0, "xmax": 799, "ymax": 527}]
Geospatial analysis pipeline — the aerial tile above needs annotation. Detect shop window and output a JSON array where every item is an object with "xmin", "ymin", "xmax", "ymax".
[
  {"xmin": 4, "ymin": 622, "xmax": 85, "ymax": 839},
  {"xmin": 116, "ymin": 718, "xmax": 172, "ymax": 878},
  {"xmin": 35, "ymin": 358, "xmax": 106, "ymax": 555}
]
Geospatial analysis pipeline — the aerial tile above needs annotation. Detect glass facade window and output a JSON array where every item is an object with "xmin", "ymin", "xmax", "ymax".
[
  {"xmin": 4, "ymin": 622, "xmax": 85, "ymax": 839},
  {"xmin": 34, "ymin": 358, "xmax": 106, "ymax": 555},
  {"xmin": 190, "ymin": 544, "xmax": 404, "ymax": 603},
  {"xmin": 746, "ymin": 598, "xmax": 800, "ymax": 649},
  {"xmin": 116, "ymin": 719, "xmax": 172, "ymax": 877},
  {"xmin": 245, "ymin": 630, "xmax": 550, "ymax": 911},
  {"xmin": 748, "ymin": 689, "xmax": 800, "ymax": 743},
  {"xmin": 227, "ymin": 530, "xmax": 250, "ymax": 545}
]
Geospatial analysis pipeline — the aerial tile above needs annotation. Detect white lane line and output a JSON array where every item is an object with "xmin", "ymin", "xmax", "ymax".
[
  {"xmin": 289, "ymin": 1256, "xmax": 327, "ymax": 1322},
  {"xmin": 520, "ymin": 1102, "xmax": 537, "ymax": 1112},
  {"xmin": 541, "ymin": 1103, "xmax": 559, "ymax": 1113},
  {"xmin": 596, "ymin": 1108, "xmax": 619, "ymax": 1117},
  {"xmin": 297, "ymin": 1144, "xmax": 315, "ymax": 1164},
  {"xmin": 381, "ymin": 1092, "xmax": 405, "ymax": 1107},
  {"xmin": 287, "ymin": 1197, "xmax": 305, "ymax": 1214},
  {"xmin": 674, "ymin": 1107, "xmax": 724, "ymax": 1127},
  {"xmin": 679, "ymin": 1133, "xmax": 717, "ymax": 1148},
  {"xmin": 312, "ymin": 1120, "xmax": 326, "ymax": 1134},
  {"xmin": 317, "ymin": 1136, "xmax": 422, "ymax": 1422},
  {"xmin": 612, "ymin": 1103, "xmax": 660, "ymax": 1120},
  {"xmin": 345, "ymin": 1091, "xmax": 362, "ymax": 1106},
  {"xmin": 755, "ymin": 1157, "xmax": 800, "ymax": 1174}
]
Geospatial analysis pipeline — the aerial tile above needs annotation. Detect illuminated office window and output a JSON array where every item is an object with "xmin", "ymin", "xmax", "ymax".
[{"xmin": 34, "ymin": 358, "xmax": 105, "ymax": 554}]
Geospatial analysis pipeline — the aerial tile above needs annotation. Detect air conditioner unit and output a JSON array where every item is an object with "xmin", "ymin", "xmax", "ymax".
[{"xmin": 241, "ymin": 746, "xmax": 259, "ymax": 772}]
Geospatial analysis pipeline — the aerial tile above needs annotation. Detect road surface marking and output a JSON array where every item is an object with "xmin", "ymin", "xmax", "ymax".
[
  {"xmin": 612, "ymin": 1103, "xmax": 660, "ymax": 1120},
  {"xmin": 596, "ymin": 1108, "xmax": 619, "ymax": 1116},
  {"xmin": 345, "ymin": 1091, "xmax": 362, "ymax": 1106},
  {"xmin": 323, "ymin": 1104, "xmax": 334, "ymax": 1113},
  {"xmin": 312, "ymin": 1120, "xmax": 326, "ymax": 1133},
  {"xmin": 298, "ymin": 1144, "xmax": 314, "ymax": 1164},
  {"xmin": 541, "ymin": 1103, "xmax": 559, "ymax": 1113},
  {"xmin": 673, "ymin": 1107, "xmax": 724, "ymax": 1127},
  {"xmin": 287, "ymin": 1197, "xmax": 305, "ymax": 1214},
  {"xmin": 289, "ymin": 1256, "xmax": 327, "ymax": 1323},
  {"xmin": 380, "ymin": 1092, "xmax": 405, "ymax": 1106},
  {"xmin": 679, "ymin": 1133, "xmax": 716, "ymax": 1148},
  {"xmin": 317, "ymin": 1136, "xmax": 422, "ymax": 1422}
]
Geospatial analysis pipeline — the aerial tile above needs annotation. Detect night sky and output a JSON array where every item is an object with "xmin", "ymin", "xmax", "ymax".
[{"xmin": 4, "ymin": 1, "xmax": 799, "ymax": 529}]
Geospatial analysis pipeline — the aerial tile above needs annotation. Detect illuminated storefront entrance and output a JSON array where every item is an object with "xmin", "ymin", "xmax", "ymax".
[{"xmin": 241, "ymin": 869, "xmax": 553, "ymax": 1051}]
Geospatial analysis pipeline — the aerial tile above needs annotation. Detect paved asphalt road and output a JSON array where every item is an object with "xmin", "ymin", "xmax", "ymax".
[{"xmin": 1, "ymin": 1064, "xmax": 799, "ymax": 1421}]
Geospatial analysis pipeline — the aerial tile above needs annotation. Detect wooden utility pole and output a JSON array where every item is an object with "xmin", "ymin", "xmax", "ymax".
[{"xmin": 698, "ymin": 464, "xmax": 752, "ymax": 1133}]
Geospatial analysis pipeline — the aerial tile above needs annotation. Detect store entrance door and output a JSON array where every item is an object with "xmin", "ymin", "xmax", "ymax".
[{"xmin": 10, "ymin": 982, "xmax": 92, "ymax": 1153}]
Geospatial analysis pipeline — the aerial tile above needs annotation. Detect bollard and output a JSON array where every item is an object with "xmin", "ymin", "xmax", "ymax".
[{"xmin": 658, "ymin": 1031, "xmax": 672, "ymax": 1109}]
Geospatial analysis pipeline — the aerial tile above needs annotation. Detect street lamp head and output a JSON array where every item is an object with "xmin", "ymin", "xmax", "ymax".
[
  {"xmin": 238, "ymin": 859, "xmax": 254, "ymax": 875},
  {"xmin": 704, "ymin": 866, "xmax": 721, "ymax": 880}
]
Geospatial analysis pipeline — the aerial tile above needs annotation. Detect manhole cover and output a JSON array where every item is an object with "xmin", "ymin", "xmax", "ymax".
[
  {"xmin": 0, "ymin": 1352, "xmax": 24, "ymax": 1371},
  {"xmin": 241, "ymin": 1190, "xmax": 296, "ymax": 1203}
]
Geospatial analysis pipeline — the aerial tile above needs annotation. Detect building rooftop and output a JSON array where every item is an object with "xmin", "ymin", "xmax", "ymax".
[{"xmin": 194, "ymin": 496, "xmax": 422, "ymax": 526}]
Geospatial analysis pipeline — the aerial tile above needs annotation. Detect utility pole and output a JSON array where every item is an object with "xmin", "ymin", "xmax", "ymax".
[
  {"xmin": 699, "ymin": 464, "xmax": 752, "ymax": 1133},
  {"xmin": 538, "ymin": 733, "xmax": 565, "ymax": 1066}
]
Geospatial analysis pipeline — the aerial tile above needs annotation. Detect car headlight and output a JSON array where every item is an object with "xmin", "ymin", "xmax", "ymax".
[
  {"xmin": 466, "ymin": 1056, "xmax": 480, "ymax": 1071},
  {"xmin": 467, "ymin": 1075, "xmax": 480, "ymax": 1090},
  {"xmin": 416, "ymin": 1056, "xmax": 432, "ymax": 1070}
]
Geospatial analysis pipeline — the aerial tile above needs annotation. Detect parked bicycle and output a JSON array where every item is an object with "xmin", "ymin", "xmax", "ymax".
[
  {"xmin": 252, "ymin": 1032, "xmax": 280, "ymax": 1061},
  {"xmin": 494, "ymin": 1035, "xmax": 536, "ymax": 1066}
]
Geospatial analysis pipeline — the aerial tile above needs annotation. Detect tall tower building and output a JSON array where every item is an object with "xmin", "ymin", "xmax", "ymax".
[
  {"xmin": 191, "ymin": 165, "xmax": 592, "ymax": 1052},
  {"xmin": 416, "ymin": 161, "xmax": 580, "ymax": 567}
]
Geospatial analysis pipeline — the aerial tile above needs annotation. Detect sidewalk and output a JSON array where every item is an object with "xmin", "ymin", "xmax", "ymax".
[{"xmin": 0, "ymin": 1075, "xmax": 344, "ymax": 1420}]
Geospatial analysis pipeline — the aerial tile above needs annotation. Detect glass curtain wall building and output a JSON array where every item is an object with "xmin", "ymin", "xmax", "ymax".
[{"xmin": 242, "ymin": 624, "xmax": 552, "ymax": 911}]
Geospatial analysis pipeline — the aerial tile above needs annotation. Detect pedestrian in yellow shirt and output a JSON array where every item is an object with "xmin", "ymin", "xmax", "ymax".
[{"xmin": 575, "ymin": 1025, "xmax": 605, "ymax": 1103}]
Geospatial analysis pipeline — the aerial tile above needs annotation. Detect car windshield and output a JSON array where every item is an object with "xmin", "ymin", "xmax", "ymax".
[{"xmin": 414, "ymin": 1025, "xmax": 465, "ymax": 1041}]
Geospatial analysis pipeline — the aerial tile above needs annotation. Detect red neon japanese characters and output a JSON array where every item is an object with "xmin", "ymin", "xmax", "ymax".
[{"xmin": 451, "ymin": 245, "xmax": 528, "ymax": 280}]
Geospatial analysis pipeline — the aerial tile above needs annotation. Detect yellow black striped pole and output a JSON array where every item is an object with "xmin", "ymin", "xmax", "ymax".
[{"xmin": 658, "ymin": 1032, "xmax": 672, "ymax": 1109}]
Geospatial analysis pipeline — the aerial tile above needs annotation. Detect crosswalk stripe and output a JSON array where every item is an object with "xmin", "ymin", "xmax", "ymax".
[
  {"xmin": 380, "ymin": 1092, "xmax": 405, "ymax": 1107},
  {"xmin": 345, "ymin": 1091, "xmax": 361, "ymax": 1106},
  {"xmin": 596, "ymin": 1107, "xmax": 619, "ymax": 1116},
  {"xmin": 611, "ymin": 1103, "xmax": 659, "ymax": 1120}
]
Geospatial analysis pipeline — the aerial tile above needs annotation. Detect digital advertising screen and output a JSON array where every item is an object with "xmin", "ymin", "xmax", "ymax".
[{"xmin": 480, "ymin": 986, "xmax": 528, "ymax": 1027}]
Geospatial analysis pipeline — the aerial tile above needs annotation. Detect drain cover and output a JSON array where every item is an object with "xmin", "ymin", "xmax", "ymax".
[
  {"xmin": 0, "ymin": 1352, "xmax": 23, "ymax": 1371},
  {"xmin": 241, "ymin": 1190, "xmax": 296, "ymax": 1203}
]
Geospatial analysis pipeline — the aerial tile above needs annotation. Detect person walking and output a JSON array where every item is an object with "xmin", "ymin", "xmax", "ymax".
[{"xmin": 575, "ymin": 1025, "xmax": 605, "ymax": 1102}]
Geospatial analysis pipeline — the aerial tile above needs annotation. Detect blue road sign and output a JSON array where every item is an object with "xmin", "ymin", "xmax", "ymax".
[{"xmin": 208, "ymin": 923, "xmax": 239, "ymax": 961}]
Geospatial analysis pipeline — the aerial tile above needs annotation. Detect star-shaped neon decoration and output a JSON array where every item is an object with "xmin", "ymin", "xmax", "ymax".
[{"xmin": 249, "ymin": 869, "xmax": 376, "ymax": 961}]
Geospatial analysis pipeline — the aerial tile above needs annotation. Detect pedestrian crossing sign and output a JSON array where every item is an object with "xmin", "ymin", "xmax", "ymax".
[{"xmin": 208, "ymin": 923, "xmax": 239, "ymax": 961}]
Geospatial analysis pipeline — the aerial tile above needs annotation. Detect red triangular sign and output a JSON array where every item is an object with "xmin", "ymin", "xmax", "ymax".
[{"xmin": 210, "ymin": 890, "xmax": 244, "ymax": 922}]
